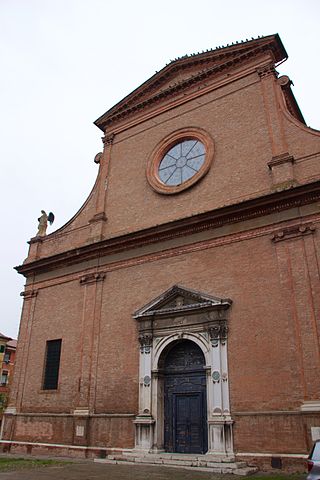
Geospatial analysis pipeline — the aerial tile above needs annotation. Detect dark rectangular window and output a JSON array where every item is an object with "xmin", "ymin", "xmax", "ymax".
[
  {"xmin": 1, "ymin": 370, "xmax": 8, "ymax": 386},
  {"xmin": 43, "ymin": 339, "xmax": 62, "ymax": 390},
  {"xmin": 4, "ymin": 352, "xmax": 10, "ymax": 363}
]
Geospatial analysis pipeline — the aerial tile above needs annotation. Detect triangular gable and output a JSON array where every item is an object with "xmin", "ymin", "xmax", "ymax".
[
  {"xmin": 133, "ymin": 285, "xmax": 232, "ymax": 319},
  {"xmin": 95, "ymin": 34, "xmax": 286, "ymax": 131}
]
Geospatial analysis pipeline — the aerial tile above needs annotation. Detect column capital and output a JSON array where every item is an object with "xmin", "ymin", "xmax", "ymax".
[
  {"xmin": 102, "ymin": 133, "xmax": 115, "ymax": 146},
  {"xmin": 208, "ymin": 320, "xmax": 228, "ymax": 346},
  {"xmin": 20, "ymin": 289, "xmax": 38, "ymax": 300},
  {"xmin": 257, "ymin": 63, "xmax": 278, "ymax": 79},
  {"xmin": 139, "ymin": 334, "xmax": 153, "ymax": 354}
]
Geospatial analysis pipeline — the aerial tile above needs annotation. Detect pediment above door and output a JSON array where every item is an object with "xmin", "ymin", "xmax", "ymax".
[
  {"xmin": 134, "ymin": 285, "xmax": 231, "ymax": 319},
  {"xmin": 134, "ymin": 285, "xmax": 232, "ymax": 338}
]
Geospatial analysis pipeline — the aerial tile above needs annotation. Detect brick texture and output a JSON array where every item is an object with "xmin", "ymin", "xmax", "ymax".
[{"xmin": 5, "ymin": 36, "xmax": 320, "ymax": 468}]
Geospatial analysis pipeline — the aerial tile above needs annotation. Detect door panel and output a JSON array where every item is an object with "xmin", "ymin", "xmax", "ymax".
[
  {"xmin": 163, "ymin": 340, "xmax": 207, "ymax": 454},
  {"xmin": 174, "ymin": 393, "xmax": 203, "ymax": 453}
]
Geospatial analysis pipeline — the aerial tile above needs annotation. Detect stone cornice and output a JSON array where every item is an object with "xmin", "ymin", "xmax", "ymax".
[
  {"xmin": 271, "ymin": 222, "xmax": 316, "ymax": 243},
  {"xmin": 79, "ymin": 273, "xmax": 106, "ymax": 285},
  {"xmin": 95, "ymin": 35, "xmax": 286, "ymax": 131},
  {"xmin": 15, "ymin": 180, "xmax": 320, "ymax": 277},
  {"xmin": 20, "ymin": 290, "xmax": 38, "ymax": 299}
]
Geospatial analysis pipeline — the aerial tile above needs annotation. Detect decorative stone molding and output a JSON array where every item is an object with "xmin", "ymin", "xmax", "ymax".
[
  {"xmin": 88, "ymin": 212, "xmax": 107, "ymax": 224},
  {"xmin": 102, "ymin": 133, "xmax": 115, "ymax": 145},
  {"xmin": 16, "ymin": 181, "xmax": 320, "ymax": 277},
  {"xmin": 300, "ymin": 401, "xmax": 320, "ymax": 412},
  {"xmin": 139, "ymin": 334, "xmax": 153, "ymax": 354},
  {"xmin": 257, "ymin": 63, "xmax": 277, "ymax": 78},
  {"xmin": 212, "ymin": 371, "xmax": 220, "ymax": 383},
  {"xmin": 268, "ymin": 153, "xmax": 294, "ymax": 169},
  {"xmin": 28, "ymin": 236, "xmax": 43, "ymax": 245},
  {"xmin": 73, "ymin": 408, "xmax": 90, "ymax": 416},
  {"xmin": 277, "ymin": 75, "xmax": 306, "ymax": 124},
  {"xmin": 79, "ymin": 273, "xmax": 106, "ymax": 285},
  {"xmin": 4, "ymin": 407, "xmax": 16, "ymax": 415},
  {"xmin": 268, "ymin": 153, "xmax": 297, "ymax": 191},
  {"xmin": 20, "ymin": 290, "xmax": 38, "ymax": 300},
  {"xmin": 94, "ymin": 152, "xmax": 103, "ymax": 164},
  {"xmin": 208, "ymin": 321, "xmax": 228, "ymax": 346},
  {"xmin": 133, "ymin": 415, "xmax": 155, "ymax": 451},
  {"xmin": 134, "ymin": 286, "xmax": 233, "ymax": 455},
  {"xmin": 95, "ymin": 36, "xmax": 284, "ymax": 131},
  {"xmin": 278, "ymin": 75, "xmax": 292, "ymax": 87},
  {"xmin": 271, "ymin": 223, "xmax": 316, "ymax": 243},
  {"xmin": 222, "ymin": 372, "xmax": 228, "ymax": 382}
]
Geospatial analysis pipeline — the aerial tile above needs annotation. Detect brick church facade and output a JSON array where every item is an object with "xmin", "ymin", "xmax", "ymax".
[{"xmin": 2, "ymin": 34, "xmax": 320, "ymax": 469}]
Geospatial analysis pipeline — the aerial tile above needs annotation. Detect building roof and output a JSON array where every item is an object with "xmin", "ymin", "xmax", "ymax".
[
  {"xmin": 0, "ymin": 333, "xmax": 11, "ymax": 341},
  {"xmin": 6, "ymin": 339, "xmax": 17, "ymax": 349}
]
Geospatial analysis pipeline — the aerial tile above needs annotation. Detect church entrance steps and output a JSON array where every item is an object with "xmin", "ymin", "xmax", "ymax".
[{"xmin": 95, "ymin": 453, "xmax": 258, "ymax": 475}]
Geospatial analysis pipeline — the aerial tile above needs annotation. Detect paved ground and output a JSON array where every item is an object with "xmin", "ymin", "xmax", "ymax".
[{"xmin": 0, "ymin": 461, "xmax": 243, "ymax": 480}]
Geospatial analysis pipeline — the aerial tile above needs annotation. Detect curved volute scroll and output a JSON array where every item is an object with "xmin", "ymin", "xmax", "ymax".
[
  {"xmin": 257, "ymin": 63, "xmax": 302, "ymax": 191},
  {"xmin": 268, "ymin": 75, "xmax": 320, "ymax": 191},
  {"xmin": 87, "ymin": 132, "xmax": 115, "ymax": 243}
]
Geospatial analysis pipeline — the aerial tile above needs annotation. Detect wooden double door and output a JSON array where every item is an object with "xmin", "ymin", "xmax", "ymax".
[{"xmin": 163, "ymin": 341, "xmax": 208, "ymax": 454}]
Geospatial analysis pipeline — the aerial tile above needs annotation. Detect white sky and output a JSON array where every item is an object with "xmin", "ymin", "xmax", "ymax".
[{"xmin": 1, "ymin": 0, "xmax": 319, "ymax": 339}]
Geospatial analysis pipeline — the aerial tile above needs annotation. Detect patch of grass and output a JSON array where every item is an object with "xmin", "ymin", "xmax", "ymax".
[{"xmin": 0, "ymin": 457, "xmax": 68, "ymax": 471}]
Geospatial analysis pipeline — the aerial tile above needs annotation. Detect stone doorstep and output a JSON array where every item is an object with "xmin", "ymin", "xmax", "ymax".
[
  {"xmin": 97, "ymin": 454, "xmax": 258, "ymax": 475},
  {"xmin": 118, "ymin": 452, "xmax": 236, "ymax": 462}
]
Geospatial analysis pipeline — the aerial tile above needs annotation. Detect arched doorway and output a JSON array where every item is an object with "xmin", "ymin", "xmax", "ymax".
[{"xmin": 161, "ymin": 340, "xmax": 208, "ymax": 454}]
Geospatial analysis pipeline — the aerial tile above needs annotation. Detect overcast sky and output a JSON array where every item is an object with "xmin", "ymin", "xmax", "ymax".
[{"xmin": 1, "ymin": 0, "xmax": 319, "ymax": 339}]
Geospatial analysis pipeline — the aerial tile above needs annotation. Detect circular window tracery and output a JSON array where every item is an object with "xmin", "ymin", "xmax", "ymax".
[
  {"xmin": 146, "ymin": 128, "xmax": 214, "ymax": 194},
  {"xmin": 158, "ymin": 140, "xmax": 206, "ymax": 186}
]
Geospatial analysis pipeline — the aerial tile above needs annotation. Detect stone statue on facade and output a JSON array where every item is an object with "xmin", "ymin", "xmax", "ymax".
[{"xmin": 36, "ymin": 211, "xmax": 54, "ymax": 236}]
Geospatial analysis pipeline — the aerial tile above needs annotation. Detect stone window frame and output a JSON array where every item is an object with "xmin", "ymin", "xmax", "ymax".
[{"xmin": 146, "ymin": 127, "xmax": 214, "ymax": 194}]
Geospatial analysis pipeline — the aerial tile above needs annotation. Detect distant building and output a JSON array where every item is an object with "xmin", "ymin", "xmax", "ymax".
[
  {"xmin": 0, "ymin": 340, "xmax": 17, "ymax": 394},
  {"xmin": 0, "ymin": 335, "xmax": 17, "ymax": 425},
  {"xmin": 2, "ymin": 34, "xmax": 320, "ymax": 471}
]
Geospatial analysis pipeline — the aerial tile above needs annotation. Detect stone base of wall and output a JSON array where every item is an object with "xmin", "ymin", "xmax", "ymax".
[
  {"xmin": 0, "ymin": 440, "xmax": 132, "ymax": 459},
  {"xmin": 1, "ymin": 411, "xmax": 315, "ymax": 472},
  {"xmin": 0, "ymin": 440, "xmax": 308, "ymax": 472},
  {"xmin": 236, "ymin": 454, "xmax": 307, "ymax": 473},
  {"xmin": 233, "ymin": 412, "xmax": 320, "ymax": 459},
  {"xmin": 1, "ymin": 413, "xmax": 135, "ymax": 450}
]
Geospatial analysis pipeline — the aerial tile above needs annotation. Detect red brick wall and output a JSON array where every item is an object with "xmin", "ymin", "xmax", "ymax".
[{"xmin": 8, "ymin": 44, "xmax": 320, "ymax": 458}]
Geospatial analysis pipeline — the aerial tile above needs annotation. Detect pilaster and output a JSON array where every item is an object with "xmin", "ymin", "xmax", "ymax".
[
  {"xmin": 14, "ymin": 290, "xmax": 38, "ymax": 412},
  {"xmin": 207, "ymin": 321, "xmax": 233, "ymax": 455},
  {"xmin": 27, "ymin": 237, "xmax": 43, "ymax": 261},
  {"xmin": 134, "ymin": 334, "xmax": 155, "ymax": 451},
  {"xmin": 74, "ymin": 272, "xmax": 105, "ymax": 414},
  {"xmin": 258, "ymin": 64, "xmax": 295, "ymax": 190},
  {"xmin": 272, "ymin": 222, "xmax": 320, "ymax": 405},
  {"xmin": 88, "ymin": 133, "xmax": 114, "ymax": 243}
]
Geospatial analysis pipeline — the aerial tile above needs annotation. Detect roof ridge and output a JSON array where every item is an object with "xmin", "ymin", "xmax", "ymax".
[{"xmin": 166, "ymin": 35, "xmax": 269, "ymax": 66}]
